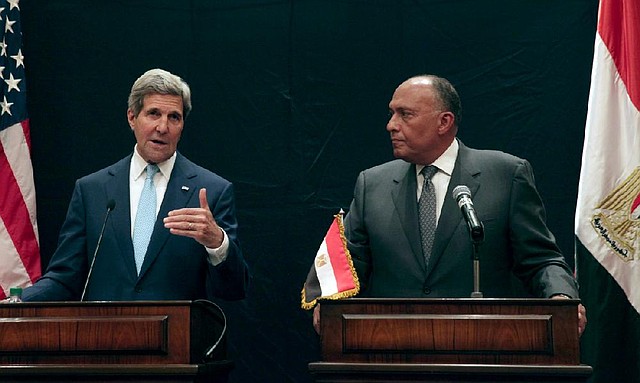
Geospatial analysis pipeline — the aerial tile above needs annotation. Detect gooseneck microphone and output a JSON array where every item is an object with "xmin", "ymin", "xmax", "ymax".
[
  {"xmin": 452, "ymin": 186, "xmax": 484, "ymax": 298},
  {"xmin": 452, "ymin": 185, "xmax": 484, "ymax": 243},
  {"xmin": 81, "ymin": 199, "xmax": 116, "ymax": 301}
]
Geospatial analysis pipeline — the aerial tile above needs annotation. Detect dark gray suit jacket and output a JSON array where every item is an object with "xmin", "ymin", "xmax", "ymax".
[
  {"xmin": 23, "ymin": 152, "xmax": 250, "ymax": 301},
  {"xmin": 345, "ymin": 141, "xmax": 578, "ymax": 298}
]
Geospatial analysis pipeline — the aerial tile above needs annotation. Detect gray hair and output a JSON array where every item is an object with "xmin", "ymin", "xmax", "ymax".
[
  {"xmin": 409, "ymin": 74, "xmax": 462, "ymax": 126},
  {"xmin": 127, "ymin": 68, "xmax": 192, "ymax": 118}
]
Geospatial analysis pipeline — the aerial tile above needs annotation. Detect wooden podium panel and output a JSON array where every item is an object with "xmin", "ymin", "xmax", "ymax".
[
  {"xmin": 0, "ymin": 313, "xmax": 175, "ymax": 361},
  {"xmin": 0, "ymin": 301, "xmax": 232, "ymax": 382},
  {"xmin": 310, "ymin": 298, "xmax": 592, "ymax": 383},
  {"xmin": 320, "ymin": 298, "xmax": 579, "ymax": 365}
]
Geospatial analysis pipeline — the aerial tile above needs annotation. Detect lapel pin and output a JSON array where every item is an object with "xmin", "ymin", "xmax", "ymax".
[{"xmin": 181, "ymin": 186, "xmax": 190, "ymax": 191}]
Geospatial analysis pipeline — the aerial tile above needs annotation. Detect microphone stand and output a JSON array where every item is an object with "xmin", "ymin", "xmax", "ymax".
[
  {"xmin": 81, "ymin": 202, "xmax": 115, "ymax": 301},
  {"xmin": 469, "ymin": 225, "xmax": 484, "ymax": 298}
]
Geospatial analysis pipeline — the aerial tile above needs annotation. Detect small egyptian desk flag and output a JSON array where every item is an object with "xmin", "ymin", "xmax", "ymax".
[{"xmin": 301, "ymin": 210, "xmax": 359, "ymax": 310}]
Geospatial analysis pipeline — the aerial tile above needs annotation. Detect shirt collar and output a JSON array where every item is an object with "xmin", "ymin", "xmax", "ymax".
[
  {"xmin": 131, "ymin": 144, "xmax": 177, "ymax": 181},
  {"xmin": 416, "ymin": 139, "xmax": 459, "ymax": 177}
]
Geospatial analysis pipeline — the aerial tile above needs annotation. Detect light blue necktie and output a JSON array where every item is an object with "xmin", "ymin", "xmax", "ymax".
[{"xmin": 133, "ymin": 164, "xmax": 160, "ymax": 274}]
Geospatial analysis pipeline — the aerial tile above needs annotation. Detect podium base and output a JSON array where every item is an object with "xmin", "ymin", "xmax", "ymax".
[
  {"xmin": 0, "ymin": 361, "xmax": 233, "ymax": 383},
  {"xmin": 309, "ymin": 362, "xmax": 593, "ymax": 383}
]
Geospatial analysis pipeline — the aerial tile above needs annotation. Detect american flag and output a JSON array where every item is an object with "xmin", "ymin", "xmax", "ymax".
[{"xmin": 0, "ymin": 0, "xmax": 41, "ymax": 299}]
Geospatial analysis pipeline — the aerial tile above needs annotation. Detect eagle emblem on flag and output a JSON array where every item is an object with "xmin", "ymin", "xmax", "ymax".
[{"xmin": 591, "ymin": 167, "xmax": 640, "ymax": 262}]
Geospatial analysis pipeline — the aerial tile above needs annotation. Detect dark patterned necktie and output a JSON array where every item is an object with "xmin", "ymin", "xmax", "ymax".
[{"xmin": 418, "ymin": 165, "xmax": 438, "ymax": 267}]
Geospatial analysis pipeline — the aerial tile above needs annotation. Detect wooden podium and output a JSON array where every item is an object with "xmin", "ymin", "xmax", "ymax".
[
  {"xmin": 0, "ymin": 300, "xmax": 232, "ymax": 382},
  {"xmin": 309, "ymin": 298, "xmax": 593, "ymax": 383}
]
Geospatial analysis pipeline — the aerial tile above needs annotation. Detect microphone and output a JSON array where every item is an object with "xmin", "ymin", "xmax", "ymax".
[
  {"xmin": 452, "ymin": 185, "xmax": 484, "ymax": 243},
  {"xmin": 81, "ymin": 199, "xmax": 116, "ymax": 301}
]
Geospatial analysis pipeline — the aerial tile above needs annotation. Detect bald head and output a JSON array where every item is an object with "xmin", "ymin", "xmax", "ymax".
[{"xmin": 401, "ymin": 75, "xmax": 462, "ymax": 127}]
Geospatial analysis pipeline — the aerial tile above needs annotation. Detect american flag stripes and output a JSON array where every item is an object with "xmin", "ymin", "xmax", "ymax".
[{"xmin": 0, "ymin": 0, "xmax": 41, "ymax": 299}]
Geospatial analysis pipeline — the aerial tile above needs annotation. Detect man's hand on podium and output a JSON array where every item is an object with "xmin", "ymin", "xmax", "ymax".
[
  {"xmin": 551, "ymin": 294, "xmax": 587, "ymax": 336},
  {"xmin": 313, "ymin": 304, "xmax": 321, "ymax": 335},
  {"xmin": 578, "ymin": 303, "xmax": 587, "ymax": 335}
]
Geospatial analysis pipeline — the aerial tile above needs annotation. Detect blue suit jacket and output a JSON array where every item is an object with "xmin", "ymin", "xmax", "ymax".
[
  {"xmin": 345, "ymin": 141, "xmax": 578, "ymax": 299},
  {"xmin": 23, "ymin": 152, "xmax": 250, "ymax": 301}
]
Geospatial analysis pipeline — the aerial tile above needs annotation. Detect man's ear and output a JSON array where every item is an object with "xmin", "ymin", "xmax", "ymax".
[
  {"xmin": 438, "ymin": 111, "xmax": 456, "ymax": 135},
  {"xmin": 127, "ymin": 109, "xmax": 136, "ymax": 130}
]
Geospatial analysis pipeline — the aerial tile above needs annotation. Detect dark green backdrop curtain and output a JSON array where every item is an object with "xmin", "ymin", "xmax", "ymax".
[{"xmin": 21, "ymin": 1, "xmax": 597, "ymax": 382}]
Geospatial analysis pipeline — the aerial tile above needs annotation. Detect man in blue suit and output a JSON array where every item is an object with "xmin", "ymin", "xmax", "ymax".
[
  {"xmin": 22, "ymin": 68, "xmax": 249, "ymax": 302},
  {"xmin": 314, "ymin": 75, "xmax": 586, "ymax": 335}
]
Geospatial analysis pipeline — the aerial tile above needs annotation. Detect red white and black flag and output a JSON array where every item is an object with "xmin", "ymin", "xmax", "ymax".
[
  {"xmin": 575, "ymin": 0, "xmax": 640, "ymax": 381},
  {"xmin": 301, "ymin": 211, "xmax": 359, "ymax": 310},
  {"xmin": 0, "ymin": 0, "xmax": 41, "ymax": 299}
]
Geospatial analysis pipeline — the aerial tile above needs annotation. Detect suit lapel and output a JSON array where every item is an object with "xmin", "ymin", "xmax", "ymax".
[
  {"xmin": 391, "ymin": 163, "xmax": 427, "ymax": 272},
  {"xmin": 427, "ymin": 142, "xmax": 481, "ymax": 277},
  {"xmin": 105, "ymin": 155, "xmax": 138, "ymax": 276},
  {"xmin": 138, "ymin": 153, "xmax": 197, "ymax": 278}
]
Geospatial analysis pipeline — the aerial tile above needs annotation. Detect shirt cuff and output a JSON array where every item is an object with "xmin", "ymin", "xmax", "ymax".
[
  {"xmin": 205, "ymin": 228, "xmax": 229, "ymax": 266},
  {"xmin": 550, "ymin": 293, "xmax": 572, "ymax": 299}
]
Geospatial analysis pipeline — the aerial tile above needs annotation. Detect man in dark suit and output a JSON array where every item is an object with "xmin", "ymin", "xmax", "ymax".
[
  {"xmin": 22, "ymin": 68, "xmax": 249, "ymax": 302},
  {"xmin": 314, "ymin": 75, "xmax": 585, "ymax": 334}
]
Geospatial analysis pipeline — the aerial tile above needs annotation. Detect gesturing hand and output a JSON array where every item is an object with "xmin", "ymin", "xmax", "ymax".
[{"xmin": 164, "ymin": 188, "xmax": 224, "ymax": 248}]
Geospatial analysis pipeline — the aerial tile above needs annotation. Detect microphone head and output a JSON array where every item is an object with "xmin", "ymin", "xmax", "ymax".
[
  {"xmin": 107, "ymin": 199, "xmax": 116, "ymax": 211},
  {"xmin": 452, "ymin": 185, "xmax": 471, "ymax": 201}
]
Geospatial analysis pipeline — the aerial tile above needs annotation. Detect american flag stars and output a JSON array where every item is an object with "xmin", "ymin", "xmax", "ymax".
[{"xmin": 0, "ymin": 1, "xmax": 25, "ymax": 119}]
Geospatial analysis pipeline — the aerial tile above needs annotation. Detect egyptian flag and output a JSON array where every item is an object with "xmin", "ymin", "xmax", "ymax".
[
  {"xmin": 575, "ymin": 0, "xmax": 640, "ymax": 381},
  {"xmin": 301, "ymin": 211, "xmax": 359, "ymax": 310}
]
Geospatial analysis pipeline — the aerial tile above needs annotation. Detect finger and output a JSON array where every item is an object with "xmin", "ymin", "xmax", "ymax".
[
  {"xmin": 199, "ymin": 188, "xmax": 209, "ymax": 211},
  {"xmin": 577, "ymin": 304, "xmax": 587, "ymax": 336},
  {"xmin": 163, "ymin": 212, "xmax": 201, "ymax": 224},
  {"xmin": 313, "ymin": 305, "xmax": 321, "ymax": 335},
  {"xmin": 166, "ymin": 208, "xmax": 201, "ymax": 218},
  {"xmin": 165, "ymin": 220, "xmax": 195, "ymax": 232}
]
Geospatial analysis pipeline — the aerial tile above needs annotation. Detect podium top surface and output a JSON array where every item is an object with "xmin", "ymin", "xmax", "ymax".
[{"xmin": 322, "ymin": 297, "xmax": 580, "ymax": 306}]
